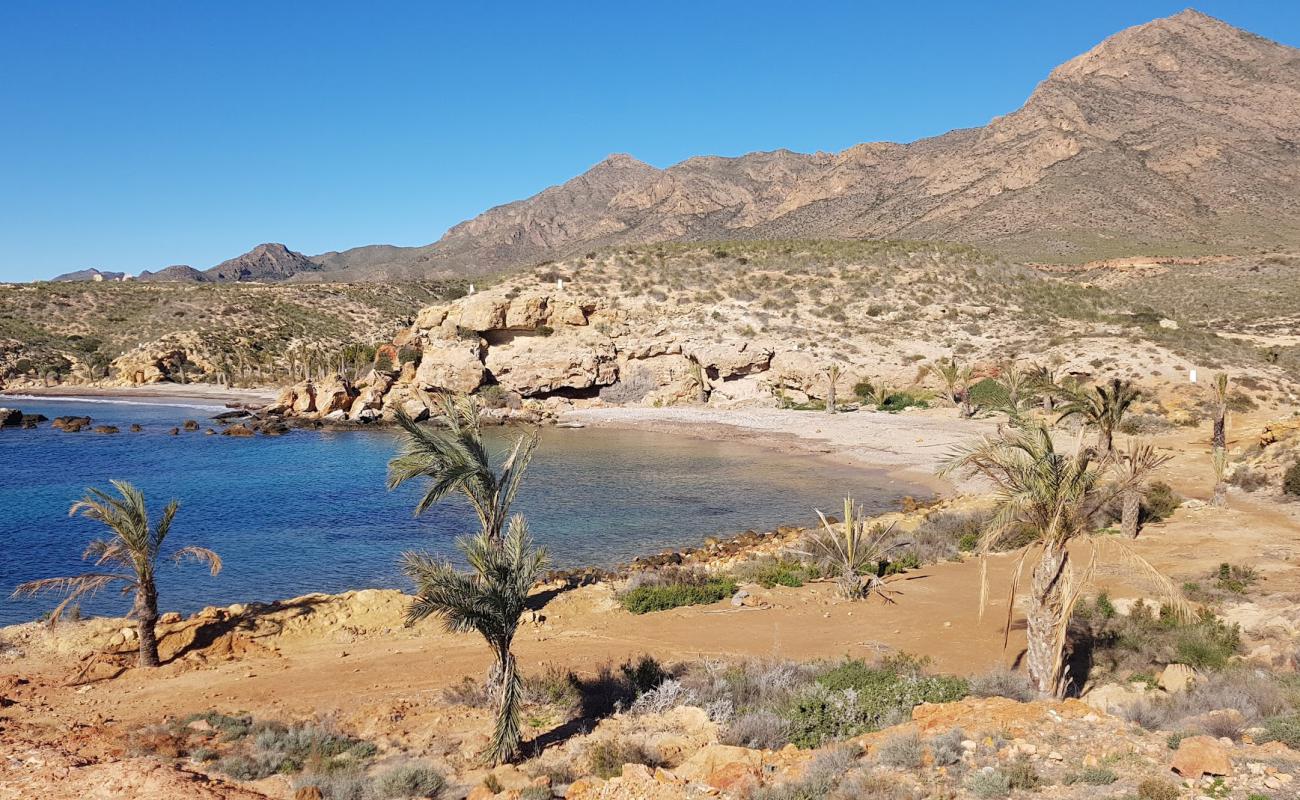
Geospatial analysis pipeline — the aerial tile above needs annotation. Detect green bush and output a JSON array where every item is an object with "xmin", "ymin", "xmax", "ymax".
[
  {"xmin": 881, "ymin": 552, "xmax": 921, "ymax": 576},
  {"xmin": 733, "ymin": 558, "xmax": 819, "ymax": 588},
  {"xmin": 877, "ymin": 391, "xmax": 928, "ymax": 412},
  {"xmin": 853, "ymin": 381, "xmax": 875, "ymax": 401},
  {"xmin": 620, "ymin": 578, "xmax": 737, "ymax": 614},
  {"xmin": 1284, "ymin": 461, "xmax": 1300, "ymax": 497},
  {"xmin": 1142, "ymin": 481, "xmax": 1182, "ymax": 522},
  {"xmin": 371, "ymin": 762, "xmax": 447, "ymax": 799},
  {"xmin": 967, "ymin": 377, "xmax": 1009, "ymax": 410},
  {"xmin": 1065, "ymin": 766, "xmax": 1118, "ymax": 785},
  {"xmin": 1074, "ymin": 599, "xmax": 1241, "ymax": 674},
  {"xmin": 783, "ymin": 656, "xmax": 968, "ymax": 747},
  {"xmin": 1258, "ymin": 713, "xmax": 1300, "ymax": 749}
]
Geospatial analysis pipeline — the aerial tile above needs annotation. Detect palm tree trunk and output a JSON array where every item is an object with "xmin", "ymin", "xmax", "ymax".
[
  {"xmin": 1096, "ymin": 427, "xmax": 1113, "ymax": 458},
  {"xmin": 490, "ymin": 644, "xmax": 522, "ymax": 764},
  {"xmin": 826, "ymin": 381, "xmax": 836, "ymax": 414},
  {"xmin": 1212, "ymin": 415, "xmax": 1225, "ymax": 451},
  {"xmin": 1026, "ymin": 544, "xmax": 1070, "ymax": 697},
  {"xmin": 135, "ymin": 582, "xmax": 161, "ymax": 668},
  {"xmin": 1121, "ymin": 490, "xmax": 1141, "ymax": 538}
]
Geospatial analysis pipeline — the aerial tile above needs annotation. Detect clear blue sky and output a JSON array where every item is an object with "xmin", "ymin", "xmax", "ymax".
[{"xmin": 2, "ymin": 1, "xmax": 1296, "ymax": 281}]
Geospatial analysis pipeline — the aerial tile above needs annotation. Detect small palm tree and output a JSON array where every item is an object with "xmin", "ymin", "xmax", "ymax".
[
  {"xmin": 942, "ymin": 425, "xmax": 1185, "ymax": 697},
  {"xmin": 1055, "ymin": 377, "xmax": 1140, "ymax": 457},
  {"xmin": 1208, "ymin": 373, "xmax": 1230, "ymax": 506},
  {"xmin": 824, "ymin": 363, "xmax": 841, "ymax": 414},
  {"xmin": 402, "ymin": 516, "xmax": 547, "ymax": 765},
  {"xmin": 12, "ymin": 481, "xmax": 221, "ymax": 668},
  {"xmin": 927, "ymin": 357, "xmax": 974, "ymax": 417},
  {"xmin": 797, "ymin": 496, "xmax": 905, "ymax": 600},
  {"xmin": 998, "ymin": 360, "xmax": 1032, "ymax": 418},
  {"xmin": 387, "ymin": 395, "xmax": 537, "ymax": 543},
  {"xmin": 687, "ymin": 358, "xmax": 709, "ymax": 404},
  {"xmin": 1114, "ymin": 440, "xmax": 1172, "ymax": 538}
]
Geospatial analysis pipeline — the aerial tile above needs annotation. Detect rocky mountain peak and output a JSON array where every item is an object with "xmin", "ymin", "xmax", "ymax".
[{"xmin": 205, "ymin": 243, "xmax": 321, "ymax": 282}]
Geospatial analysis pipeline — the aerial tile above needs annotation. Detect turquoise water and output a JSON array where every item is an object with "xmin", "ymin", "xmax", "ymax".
[{"xmin": 0, "ymin": 397, "xmax": 912, "ymax": 625}]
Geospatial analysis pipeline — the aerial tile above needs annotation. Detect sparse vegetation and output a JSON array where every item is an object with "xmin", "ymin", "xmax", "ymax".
[{"xmin": 619, "ymin": 571, "xmax": 737, "ymax": 613}]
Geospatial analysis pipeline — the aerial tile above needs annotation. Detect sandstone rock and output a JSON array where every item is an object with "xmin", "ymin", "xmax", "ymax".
[
  {"xmin": 456, "ymin": 293, "xmax": 509, "ymax": 331},
  {"xmin": 1171, "ymin": 735, "xmax": 1233, "ymax": 777},
  {"xmin": 1159, "ymin": 663, "xmax": 1197, "ymax": 694},
  {"xmin": 93, "ymin": 425, "xmax": 119, "ymax": 434},
  {"xmin": 291, "ymin": 382, "xmax": 317, "ymax": 414},
  {"xmin": 1084, "ymin": 682, "xmax": 1148, "ymax": 715},
  {"xmin": 506, "ymin": 293, "xmax": 550, "ymax": 329},
  {"xmin": 314, "ymin": 375, "xmax": 358, "ymax": 416},
  {"xmin": 486, "ymin": 334, "xmax": 617, "ymax": 396},
  {"xmin": 294, "ymin": 788, "xmax": 324, "ymax": 800},
  {"xmin": 673, "ymin": 744, "xmax": 763, "ymax": 790},
  {"xmin": 414, "ymin": 339, "xmax": 485, "ymax": 394},
  {"xmin": 52, "ymin": 415, "xmax": 92, "ymax": 432},
  {"xmin": 413, "ymin": 304, "xmax": 449, "ymax": 331},
  {"xmin": 221, "ymin": 425, "xmax": 255, "ymax": 437},
  {"xmin": 684, "ymin": 339, "xmax": 773, "ymax": 379}
]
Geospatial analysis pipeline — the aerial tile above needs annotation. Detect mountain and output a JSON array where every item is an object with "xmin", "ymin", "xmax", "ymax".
[
  {"xmin": 137, "ymin": 265, "xmax": 208, "ymax": 282},
  {"xmin": 50, "ymin": 268, "xmax": 126, "ymax": 282},
  {"xmin": 312, "ymin": 9, "xmax": 1299, "ymax": 278},
  {"xmin": 204, "ymin": 243, "xmax": 321, "ymax": 282}
]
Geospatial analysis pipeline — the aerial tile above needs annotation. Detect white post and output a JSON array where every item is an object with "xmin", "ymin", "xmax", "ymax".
[
  {"xmin": 557, "ymin": 278, "xmax": 564, "ymax": 290},
  {"xmin": 468, "ymin": 283, "xmax": 475, "ymax": 295},
  {"xmin": 1189, "ymin": 369, "xmax": 1198, "ymax": 384}
]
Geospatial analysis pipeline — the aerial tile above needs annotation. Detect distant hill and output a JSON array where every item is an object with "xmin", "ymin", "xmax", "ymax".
[
  {"xmin": 137, "ymin": 265, "xmax": 208, "ymax": 282},
  {"xmin": 53, "ymin": 243, "xmax": 323, "ymax": 284},
  {"xmin": 43, "ymin": 10, "xmax": 1300, "ymax": 283},
  {"xmin": 50, "ymin": 268, "xmax": 127, "ymax": 282}
]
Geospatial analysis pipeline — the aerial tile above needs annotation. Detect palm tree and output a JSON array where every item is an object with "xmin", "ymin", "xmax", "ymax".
[
  {"xmin": 1208, "ymin": 373, "xmax": 1229, "ymax": 506},
  {"xmin": 927, "ymin": 357, "xmax": 974, "ymax": 418},
  {"xmin": 12, "ymin": 481, "xmax": 221, "ymax": 668},
  {"xmin": 797, "ymin": 496, "xmax": 905, "ymax": 600},
  {"xmin": 1114, "ymin": 440, "xmax": 1172, "ymax": 538},
  {"xmin": 998, "ymin": 361, "xmax": 1032, "ymax": 418},
  {"xmin": 942, "ymin": 425, "xmax": 1184, "ymax": 697},
  {"xmin": 824, "ymin": 363, "xmax": 841, "ymax": 414},
  {"xmin": 402, "ymin": 517, "xmax": 546, "ymax": 765},
  {"xmin": 1055, "ymin": 377, "xmax": 1140, "ymax": 457},
  {"xmin": 387, "ymin": 395, "xmax": 537, "ymax": 543}
]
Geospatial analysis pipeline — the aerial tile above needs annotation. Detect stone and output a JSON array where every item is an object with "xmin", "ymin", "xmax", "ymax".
[
  {"xmin": 455, "ymin": 293, "xmax": 509, "ymax": 331},
  {"xmin": 684, "ymin": 339, "xmax": 773, "ymax": 379},
  {"xmin": 0, "ymin": 408, "xmax": 23, "ymax": 426},
  {"xmin": 158, "ymin": 612, "xmax": 182, "ymax": 624},
  {"xmin": 486, "ymin": 334, "xmax": 618, "ymax": 396},
  {"xmin": 413, "ymin": 304, "xmax": 449, "ymax": 331},
  {"xmin": 294, "ymin": 787, "xmax": 324, "ymax": 800},
  {"xmin": 414, "ymin": 339, "xmax": 485, "ymax": 394},
  {"xmin": 506, "ymin": 293, "xmax": 550, "ymax": 329},
  {"xmin": 52, "ymin": 415, "xmax": 92, "ymax": 432},
  {"xmin": 221, "ymin": 425, "xmax": 255, "ymax": 437},
  {"xmin": 489, "ymin": 763, "xmax": 533, "ymax": 792},
  {"xmin": 93, "ymin": 425, "xmax": 119, "ymax": 434},
  {"xmin": 674, "ymin": 744, "xmax": 763, "ymax": 790},
  {"xmin": 1084, "ymin": 683, "xmax": 1148, "ymax": 715},
  {"xmin": 290, "ymin": 382, "xmax": 317, "ymax": 414},
  {"xmin": 314, "ymin": 375, "xmax": 357, "ymax": 416},
  {"xmin": 1160, "ymin": 663, "xmax": 1198, "ymax": 694},
  {"xmin": 1171, "ymin": 735, "xmax": 1233, "ymax": 777}
]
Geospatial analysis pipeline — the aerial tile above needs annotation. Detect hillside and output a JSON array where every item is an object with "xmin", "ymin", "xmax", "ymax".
[
  {"xmin": 309, "ymin": 9, "xmax": 1300, "ymax": 280},
  {"xmin": 0, "ymin": 280, "xmax": 463, "ymax": 386}
]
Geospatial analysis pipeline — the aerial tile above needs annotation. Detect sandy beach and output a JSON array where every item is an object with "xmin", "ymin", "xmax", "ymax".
[{"xmin": 1, "ymin": 383, "xmax": 278, "ymax": 406}]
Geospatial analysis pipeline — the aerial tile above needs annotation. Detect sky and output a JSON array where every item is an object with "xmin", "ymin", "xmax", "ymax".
[{"xmin": 1, "ymin": 1, "xmax": 1297, "ymax": 282}]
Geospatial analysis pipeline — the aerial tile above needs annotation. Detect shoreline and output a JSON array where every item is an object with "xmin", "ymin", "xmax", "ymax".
[
  {"xmin": 562, "ymin": 405, "xmax": 997, "ymax": 495},
  {"xmin": 1, "ymin": 383, "xmax": 278, "ymax": 406}
]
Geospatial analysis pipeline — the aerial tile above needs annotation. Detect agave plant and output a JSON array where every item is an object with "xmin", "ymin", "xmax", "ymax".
[
  {"xmin": 402, "ymin": 516, "xmax": 547, "ymax": 765},
  {"xmin": 1114, "ymin": 440, "xmax": 1173, "ymax": 538},
  {"xmin": 798, "ymin": 496, "xmax": 906, "ymax": 600},
  {"xmin": 1055, "ymin": 377, "xmax": 1140, "ymax": 457},
  {"xmin": 942, "ymin": 425, "xmax": 1186, "ymax": 697},
  {"xmin": 387, "ymin": 394, "xmax": 537, "ymax": 543},
  {"xmin": 12, "ymin": 480, "xmax": 221, "ymax": 668}
]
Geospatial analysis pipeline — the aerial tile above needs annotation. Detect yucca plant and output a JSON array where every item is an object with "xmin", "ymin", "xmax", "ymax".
[
  {"xmin": 797, "ymin": 496, "xmax": 906, "ymax": 600},
  {"xmin": 12, "ymin": 480, "xmax": 221, "ymax": 668},
  {"xmin": 942, "ymin": 425, "xmax": 1186, "ymax": 697},
  {"xmin": 927, "ymin": 357, "xmax": 974, "ymax": 418},
  {"xmin": 387, "ymin": 394, "xmax": 537, "ymax": 543},
  {"xmin": 402, "ymin": 516, "xmax": 547, "ymax": 765},
  {"xmin": 1114, "ymin": 440, "xmax": 1173, "ymax": 538},
  {"xmin": 1055, "ymin": 377, "xmax": 1140, "ymax": 457}
]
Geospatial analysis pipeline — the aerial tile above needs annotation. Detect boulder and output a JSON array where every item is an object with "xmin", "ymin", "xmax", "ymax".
[
  {"xmin": 413, "ymin": 339, "xmax": 485, "ymax": 394},
  {"xmin": 1159, "ymin": 663, "xmax": 1197, "ymax": 694},
  {"xmin": 1171, "ymin": 735, "xmax": 1233, "ymax": 777},
  {"xmin": 455, "ymin": 293, "xmax": 509, "ymax": 331},
  {"xmin": 1083, "ymin": 683, "xmax": 1149, "ymax": 715},
  {"xmin": 684, "ymin": 339, "xmax": 773, "ymax": 379},
  {"xmin": 221, "ymin": 425, "xmax": 255, "ymax": 437},
  {"xmin": 52, "ymin": 415, "xmax": 92, "ymax": 432},
  {"xmin": 0, "ymin": 408, "xmax": 22, "ymax": 426},
  {"xmin": 602, "ymin": 353, "xmax": 696, "ymax": 405},
  {"xmin": 413, "ymin": 304, "xmax": 449, "ymax": 331},
  {"xmin": 486, "ymin": 334, "xmax": 618, "ymax": 396},
  {"xmin": 505, "ymin": 293, "xmax": 550, "ymax": 329},
  {"xmin": 314, "ymin": 375, "xmax": 358, "ymax": 416},
  {"xmin": 290, "ymin": 382, "xmax": 317, "ymax": 414},
  {"xmin": 92, "ymin": 425, "xmax": 119, "ymax": 434}
]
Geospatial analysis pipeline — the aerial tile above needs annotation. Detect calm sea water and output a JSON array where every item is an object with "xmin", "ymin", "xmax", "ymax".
[{"xmin": 0, "ymin": 397, "xmax": 913, "ymax": 625}]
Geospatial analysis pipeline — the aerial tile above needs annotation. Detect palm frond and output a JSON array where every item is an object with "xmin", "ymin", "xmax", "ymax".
[{"xmin": 172, "ymin": 546, "xmax": 223, "ymax": 575}]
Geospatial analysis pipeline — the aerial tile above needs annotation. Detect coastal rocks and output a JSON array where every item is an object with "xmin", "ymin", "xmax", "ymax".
[
  {"xmin": 52, "ymin": 415, "xmax": 92, "ymax": 432},
  {"xmin": 93, "ymin": 425, "xmax": 120, "ymax": 434},
  {"xmin": 486, "ymin": 334, "xmax": 617, "ymax": 396},
  {"xmin": 291, "ymin": 381, "xmax": 317, "ymax": 414},
  {"xmin": 0, "ymin": 408, "xmax": 23, "ymax": 426},
  {"xmin": 683, "ymin": 339, "xmax": 773, "ymax": 379},
  {"xmin": 413, "ymin": 339, "xmax": 486, "ymax": 394},
  {"xmin": 183, "ymin": 420, "xmax": 200, "ymax": 431},
  {"xmin": 221, "ymin": 424, "xmax": 255, "ymax": 437},
  {"xmin": 314, "ymin": 375, "xmax": 358, "ymax": 416}
]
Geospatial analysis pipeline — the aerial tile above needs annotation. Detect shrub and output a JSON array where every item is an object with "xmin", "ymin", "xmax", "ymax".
[
  {"xmin": 965, "ymin": 769, "xmax": 1012, "ymax": 798},
  {"xmin": 1064, "ymin": 766, "xmax": 1118, "ymax": 785},
  {"xmin": 929, "ymin": 727, "xmax": 965, "ymax": 767},
  {"xmin": 1003, "ymin": 756, "xmax": 1040, "ymax": 790},
  {"xmin": 370, "ymin": 762, "xmax": 447, "ymax": 799},
  {"xmin": 752, "ymin": 746, "xmax": 859, "ymax": 800},
  {"xmin": 875, "ymin": 730, "xmax": 923, "ymax": 769},
  {"xmin": 1138, "ymin": 778, "xmax": 1181, "ymax": 800},
  {"xmin": 732, "ymin": 558, "xmax": 819, "ymax": 589},
  {"xmin": 877, "ymin": 391, "xmax": 928, "ymax": 413},
  {"xmin": 1284, "ymin": 462, "xmax": 1300, "ymax": 497},
  {"xmin": 1142, "ymin": 481, "xmax": 1182, "ymax": 522},
  {"xmin": 293, "ymin": 770, "xmax": 372, "ymax": 800},
  {"xmin": 968, "ymin": 670, "xmax": 1037, "ymax": 702},
  {"xmin": 587, "ymin": 738, "xmax": 659, "ymax": 779},
  {"xmin": 620, "ymin": 575, "xmax": 737, "ymax": 614},
  {"xmin": 723, "ymin": 709, "xmax": 791, "ymax": 748},
  {"xmin": 1073, "ymin": 599, "xmax": 1241, "ymax": 676},
  {"xmin": 1259, "ymin": 713, "xmax": 1300, "ymax": 749},
  {"xmin": 524, "ymin": 665, "xmax": 582, "ymax": 714}
]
